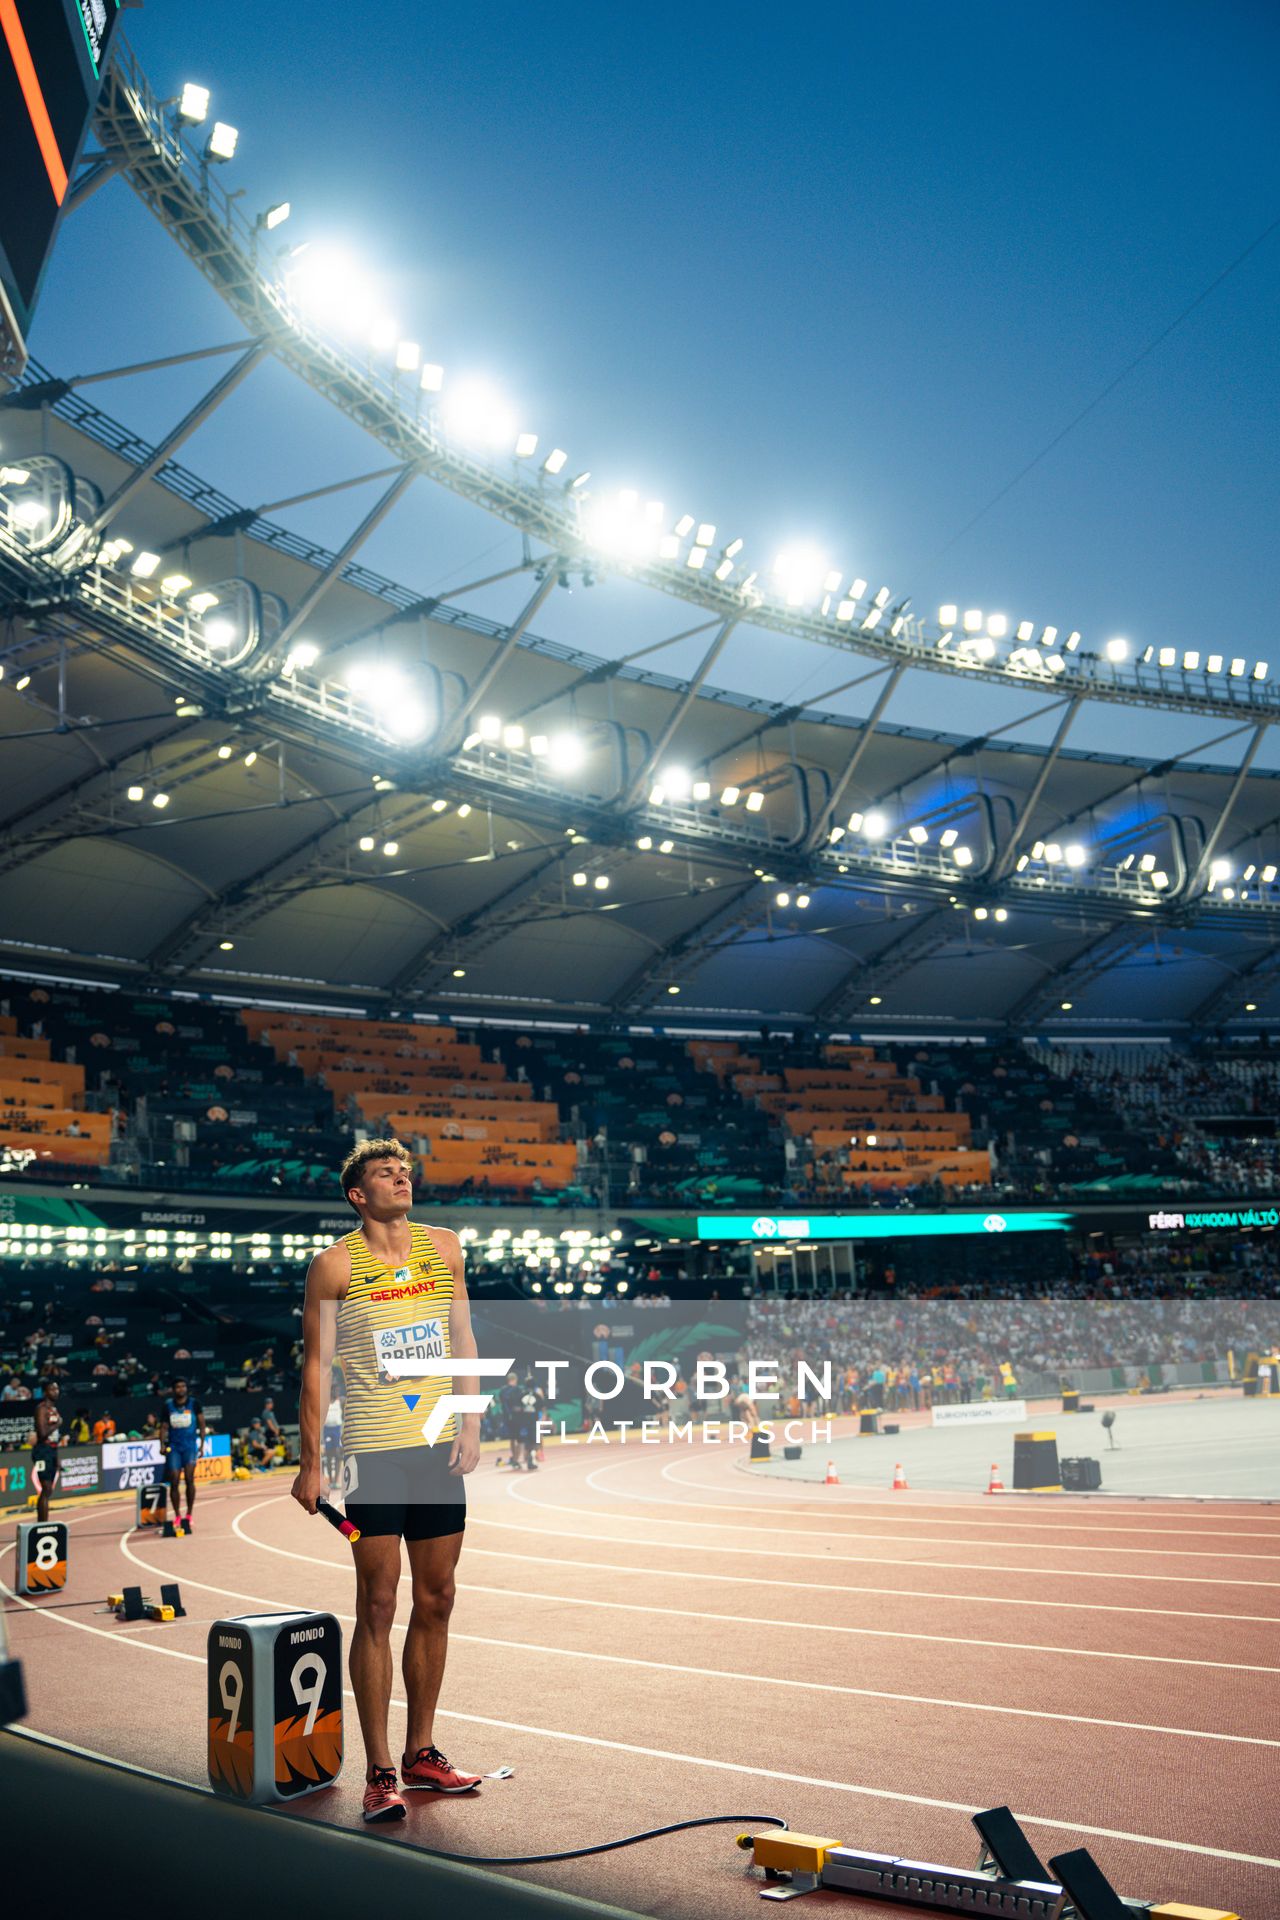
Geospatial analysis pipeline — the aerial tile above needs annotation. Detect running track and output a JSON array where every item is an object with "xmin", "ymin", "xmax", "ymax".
[{"xmin": 4, "ymin": 1436, "xmax": 1279, "ymax": 1919}]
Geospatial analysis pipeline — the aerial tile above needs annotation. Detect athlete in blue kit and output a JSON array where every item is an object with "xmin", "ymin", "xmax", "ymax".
[{"xmin": 161, "ymin": 1376, "xmax": 206, "ymax": 1533}]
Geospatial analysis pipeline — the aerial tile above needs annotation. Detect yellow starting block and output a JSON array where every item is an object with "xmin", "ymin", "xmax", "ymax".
[
  {"xmin": 1149, "ymin": 1907, "xmax": 1240, "ymax": 1920},
  {"xmin": 739, "ymin": 1831, "xmax": 844, "ymax": 1874}
]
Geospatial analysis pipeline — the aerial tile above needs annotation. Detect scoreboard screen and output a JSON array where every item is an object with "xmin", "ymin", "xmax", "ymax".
[{"xmin": 0, "ymin": 0, "xmax": 121, "ymax": 373}]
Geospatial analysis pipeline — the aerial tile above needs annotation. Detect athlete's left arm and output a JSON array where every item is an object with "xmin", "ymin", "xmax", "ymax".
[
  {"xmin": 443, "ymin": 1230, "xmax": 481, "ymax": 1475},
  {"xmin": 196, "ymin": 1400, "xmax": 207, "ymax": 1446}
]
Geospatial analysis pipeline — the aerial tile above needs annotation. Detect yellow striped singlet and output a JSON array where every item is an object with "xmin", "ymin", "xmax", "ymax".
[{"xmin": 335, "ymin": 1222, "xmax": 456, "ymax": 1453}]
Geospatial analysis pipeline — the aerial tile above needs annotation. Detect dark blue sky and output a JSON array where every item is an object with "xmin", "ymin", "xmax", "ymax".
[{"xmin": 25, "ymin": 0, "xmax": 1280, "ymax": 754}]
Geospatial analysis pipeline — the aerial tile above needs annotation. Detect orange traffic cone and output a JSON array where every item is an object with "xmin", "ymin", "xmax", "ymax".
[
  {"xmin": 891, "ymin": 1462, "xmax": 909, "ymax": 1491},
  {"xmin": 825, "ymin": 1458, "xmax": 840, "ymax": 1485},
  {"xmin": 985, "ymin": 1462, "xmax": 1006, "ymax": 1495}
]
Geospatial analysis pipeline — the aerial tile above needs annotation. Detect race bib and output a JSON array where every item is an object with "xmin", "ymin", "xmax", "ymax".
[
  {"xmin": 170, "ymin": 1408, "xmax": 193, "ymax": 1429},
  {"xmin": 374, "ymin": 1318, "xmax": 446, "ymax": 1381}
]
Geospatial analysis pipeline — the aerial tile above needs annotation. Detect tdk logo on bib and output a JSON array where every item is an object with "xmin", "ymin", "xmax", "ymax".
[{"xmin": 375, "ymin": 1318, "xmax": 446, "ymax": 1379}]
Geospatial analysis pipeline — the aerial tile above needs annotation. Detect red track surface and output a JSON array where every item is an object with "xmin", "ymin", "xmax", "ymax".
[{"xmin": 5, "ymin": 1432, "xmax": 1280, "ymax": 1919}]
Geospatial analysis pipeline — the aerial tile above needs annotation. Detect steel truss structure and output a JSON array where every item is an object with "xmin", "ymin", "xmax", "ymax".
[{"xmin": 0, "ymin": 36, "xmax": 1275, "ymax": 1030}]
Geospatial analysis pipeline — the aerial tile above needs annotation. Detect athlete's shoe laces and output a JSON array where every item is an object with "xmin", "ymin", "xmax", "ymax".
[
  {"xmin": 362, "ymin": 1766, "xmax": 407, "ymax": 1822},
  {"xmin": 401, "ymin": 1744, "xmax": 482, "ymax": 1793}
]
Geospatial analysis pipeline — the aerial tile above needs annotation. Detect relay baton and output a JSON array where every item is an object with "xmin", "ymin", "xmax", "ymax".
[{"xmin": 316, "ymin": 1497, "xmax": 360, "ymax": 1544}]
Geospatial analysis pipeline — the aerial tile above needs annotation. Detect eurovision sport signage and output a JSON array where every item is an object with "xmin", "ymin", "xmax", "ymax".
[{"xmin": 697, "ymin": 1210, "xmax": 1072, "ymax": 1241}]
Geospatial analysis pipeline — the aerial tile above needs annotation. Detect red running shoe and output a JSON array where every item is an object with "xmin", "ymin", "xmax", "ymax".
[
  {"xmin": 401, "ymin": 1744, "xmax": 482, "ymax": 1793},
  {"xmin": 362, "ymin": 1766, "xmax": 407, "ymax": 1823}
]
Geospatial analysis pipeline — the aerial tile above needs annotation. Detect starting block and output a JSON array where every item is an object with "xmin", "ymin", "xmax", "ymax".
[
  {"xmin": 208, "ymin": 1610, "xmax": 343, "ymax": 1804},
  {"xmin": 15, "ymin": 1521, "xmax": 67, "ymax": 1596},
  {"xmin": 738, "ymin": 1808, "xmax": 1239, "ymax": 1917},
  {"xmin": 103, "ymin": 1583, "xmax": 185, "ymax": 1624}
]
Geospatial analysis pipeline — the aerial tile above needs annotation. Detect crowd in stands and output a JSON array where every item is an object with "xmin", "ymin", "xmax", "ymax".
[{"xmin": 1, "ymin": 974, "xmax": 1278, "ymax": 1211}]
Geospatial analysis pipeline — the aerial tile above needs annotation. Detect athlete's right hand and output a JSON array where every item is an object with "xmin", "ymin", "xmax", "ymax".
[{"xmin": 291, "ymin": 1466, "xmax": 326, "ymax": 1514}]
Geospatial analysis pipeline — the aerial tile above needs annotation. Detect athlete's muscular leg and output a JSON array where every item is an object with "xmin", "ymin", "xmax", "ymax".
[
  {"xmin": 350, "ymin": 1535, "xmax": 402, "ymax": 1773},
  {"xmin": 184, "ymin": 1461, "xmax": 197, "ymax": 1517},
  {"xmin": 167, "ymin": 1465, "xmax": 182, "ymax": 1521},
  {"xmin": 402, "ymin": 1531, "xmax": 463, "ymax": 1758},
  {"xmin": 35, "ymin": 1467, "xmax": 50, "ymax": 1525}
]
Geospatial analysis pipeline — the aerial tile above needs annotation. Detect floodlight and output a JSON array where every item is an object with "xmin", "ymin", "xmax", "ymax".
[
  {"xmin": 1210, "ymin": 858, "xmax": 1232, "ymax": 882},
  {"xmin": 1065, "ymin": 844, "xmax": 1087, "ymax": 868},
  {"xmin": 243, "ymin": 750, "xmax": 258, "ymax": 767},
  {"xmin": 1065, "ymin": 631, "xmax": 1081, "ymax": 649},
  {"xmin": 720, "ymin": 786, "xmax": 740, "ymax": 806},
  {"xmin": 667, "ymin": 985, "xmax": 680, "ymax": 996},
  {"xmin": 648, "ymin": 785, "xmax": 665, "ymax": 806},
  {"xmin": 430, "ymin": 798, "xmax": 448, "ymax": 811},
  {"xmin": 987, "ymin": 614, "xmax": 1008, "ymax": 638},
  {"xmin": 386, "ymin": 704, "xmax": 427, "ymax": 741},
  {"xmin": 775, "ymin": 891, "xmax": 790, "ymax": 908},
  {"xmin": 1183, "ymin": 651, "xmax": 1200, "ymax": 671},
  {"xmin": 1044, "ymin": 843, "xmax": 1063, "ymax": 863},
  {"xmin": 686, "ymin": 548, "xmax": 706, "ymax": 570},
  {"xmin": 848, "ymin": 813, "xmax": 863, "ymax": 831},
  {"xmin": 692, "ymin": 781, "xmax": 711, "ymax": 800},
  {"xmin": 1158, "ymin": 647, "xmax": 1175, "ymax": 668},
  {"xmin": 661, "ymin": 766, "xmax": 691, "ymax": 798},
  {"xmin": 1255, "ymin": 661, "xmax": 1269, "ymax": 679},
  {"xmin": 542, "ymin": 447, "xmax": 567, "ymax": 475},
  {"xmin": 291, "ymin": 641, "xmax": 320, "ymax": 669},
  {"xmin": 359, "ymin": 835, "xmax": 376, "ymax": 852},
  {"xmin": 160, "ymin": 573, "xmax": 191, "ymax": 597},
  {"xmin": 674, "ymin": 514, "xmax": 695, "ymax": 537},
  {"xmin": 219, "ymin": 940, "xmax": 234, "ymax": 952},
  {"xmin": 217, "ymin": 745, "xmax": 233, "ymax": 760},
  {"xmin": 206, "ymin": 121, "xmax": 238, "ymax": 161},
  {"xmin": 452, "ymin": 968, "xmax": 466, "ymax": 979},
  {"xmin": 862, "ymin": 810, "xmax": 887, "ymax": 839},
  {"xmin": 1152, "ymin": 871, "xmax": 1169, "ymax": 889},
  {"xmin": 714, "ymin": 558, "xmax": 733, "ymax": 581},
  {"xmin": 695, "ymin": 523, "xmax": 715, "ymax": 547},
  {"xmin": 744, "ymin": 792, "xmax": 764, "ymax": 812},
  {"xmin": 940, "ymin": 829, "xmax": 958, "ymax": 848},
  {"xmin": 202, "ymin": 617, "xmax": 236, "ymax": 647},
  {"xmin": 456, "ymin": 803, "xmax": 472, "ymax": 817},
  {"xmin": 659, "ymin": 839, "xmax": 674, "ymax": 852},
  {"xmin": 1016, "ymin": 621, "xmax": 1034, "ymax": 642},
  {"xmin": 568, "ymin": 471, "xmax": 591, "ymax": 491},
  {"xmin": 908, "ymin": 826, "xmax": 928, "ymax": 844},
  {"xmin": 1060, "ymin": 1001, "xmax": 1073, "ymax": 1011},
  {"xmin": 503, "ymin": 724, "xmax": 525, "ymax": 749},
  {"xmin": 478, "ymin": 714, "xmax": 502, "ymax": 741},
  {"xmin": 644, "ymin": 500, "xmax": 665, "ymax": 524},
  {"xmin": 514, "ymin": 433, "xmax": 538, "ymax": 458},
  {"xmin": 544, "ymin": 732, "xmax": 584, "ymax": 775},
  {"xmin": 12, "ymin": 497, "xmax": 48, "ymax": 526},
  {"xmin": 1263, "ymin": 865, "xmax": 1278, "ymax": 884},
  {"xmin": 572, "ymin": 872, "xmax": 588, "ymax": 887},
  {"xmin": 954, "ymin": 846, "xmax": 973, "ymax": 866},
  {"xmin": 796, "ymin": 893, "xmax": 810, "ymax": 909},
  {"xmin": 974, "ymin": 637, "xmax": 996, "ymax": 660},
  {"xmin": 131, "ymin": 551, "xmax": 161, "ymax": 579},
  {"xmin": 772, "ymin": 547, "xmax": 826, "ymax": 605},
  {"xmin": 395, "ymin": 340, "xmax": 420, "ymax": 372},
  {"xmin": 126, "ymin": 784, "xmax": 145, "ymax": 802},
  {"xmin": 383, "ymin": 840, "xmax": 399, "ymax": 856},
  {"xmin": 262, "ymin": 201, "xmax": 290, "ymax": 230},
  {"xmin": 593, "ymin": 875, "xmax": 609, "ymax": 890},
  {"xmin": 1139, "ymin": 853, "xmax": 1156, "ymax": 872},
  {"xmin": 828, "ymin": 826, "xmax": 845, "ymax": 842},
  {"xmin": 178, "ymin": 83, "xmax": 210, "ymax": 122},
  {"xmin": 963, "ymin": 609, "xmax": 983, "ymax": 633},
  {"xmin": 1105, "ymin": 637, "xmax": 1128, "ymax": 662},
  {"xmin": 187, "ymin": 591, "xmax": 219, "ymax": 615},
  {"xmin": 994, "ymin": 907, "xmax": 1008, "ymax": 921},
  {"xmin": 939, "ymin": 604, "xmax": 958, "ymax": 626},
  {"xmin": 1230, "ymin": 658, "xmax": 1246, "ymax": 676},
  {"xmin": 443, "ymin": 378, "xmax": 516, "ymax": 449},
  {"xmin": 974, "ymin": 906, "xmax": 989, "ymax": 920},
  {"xmin": 1207, "ymin": 654, "xmax": 1223, "ymax": 673},
  {"xmin": 152, "ymin": 792, "xmax": 170, "ymax": 809},
  {"xmin": 835, "ymin": 600, "xmax": 855, "ymax": 621},
  {"xmin": 636, "ymin": 836, "xmax": 653, "ymax": 850},
  {"xmin": 658, "ymin": 534, "xmax": 680, "ymax": 559},
  {"xmin": 723, "ymin": 537, "xmax": 744, "ymax": 558}
]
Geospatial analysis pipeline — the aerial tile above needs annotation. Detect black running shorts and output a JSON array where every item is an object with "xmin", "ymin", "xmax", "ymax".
[{"xmin": 340, "ymin": 1442, "xmax": 466, "ymax": 1540}]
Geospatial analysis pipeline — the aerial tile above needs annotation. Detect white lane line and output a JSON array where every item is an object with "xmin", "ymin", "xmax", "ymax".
[
  {"xmin": 113, "ymin": 1526, "xmax": 1280, "ymax": 1751},
  {"xmin": 225, "ymin": 1482, "xmax": 1280, "ymax": 1651},
  {"xmin": 488, "ymin": 1485, "xmax": 1280, "ymax": 1591},
  {"xmin": 577, "ymin": 1462, "xmax": 1280, "ymax": 1560},
  {"xmin": 655, "ymin": 1453, "xmax": 1280, "ymax": 1530},
  {"xmin": 227, "ymin": 1499, "xmax": 1280, "ymax": 1625},
  {"xmin": 12, "ymin": 1508, "xmax": 1279, "ymax": 1874}
]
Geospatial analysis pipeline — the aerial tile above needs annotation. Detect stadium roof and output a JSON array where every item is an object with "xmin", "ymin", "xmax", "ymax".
[{"xmin": 0, "ymin": 45, "xmax": 1277, "ymax": 1036}]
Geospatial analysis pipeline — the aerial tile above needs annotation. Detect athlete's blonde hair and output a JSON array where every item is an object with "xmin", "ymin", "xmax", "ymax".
[{"xmin": 339, "ymin": 1137, "xmax": 413, "ymax": 1210}]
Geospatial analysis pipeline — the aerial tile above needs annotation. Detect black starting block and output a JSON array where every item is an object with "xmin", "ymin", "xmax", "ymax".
[
  {"xmin": 103, "ymin": 1584, "xmax": 184, "ymax": 1624},
  {"xmin": 739, "ymin": 1806, "xmax": 1237, "ymax": 1916}
]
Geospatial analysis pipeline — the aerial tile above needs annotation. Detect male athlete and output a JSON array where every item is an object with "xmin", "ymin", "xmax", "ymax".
[
  {"xmin": 31, "ymin": 1379, "xmax": 62, "ymax": 1523},
  {"xmin": 161, "ymin": 1377, "xmax": 206, "ymax": 1532},
  {"xmin": 291, "ymin": 1139, "xmax": 483, "ymax": 1825}
]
